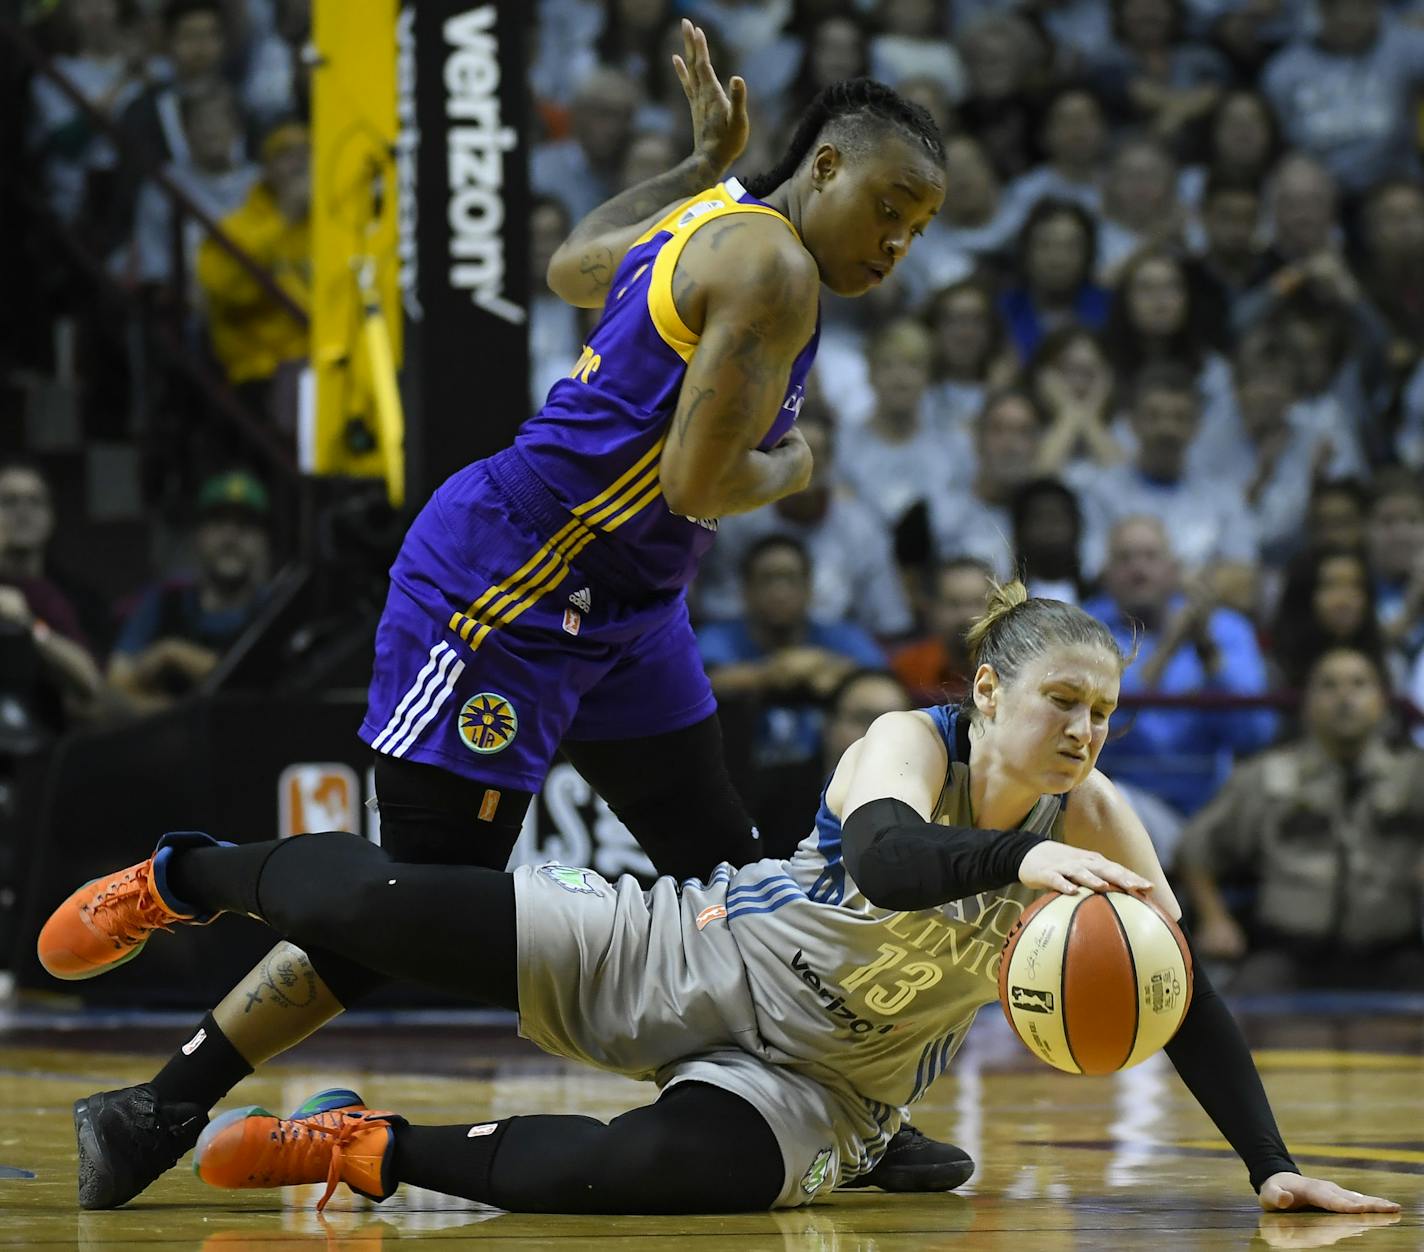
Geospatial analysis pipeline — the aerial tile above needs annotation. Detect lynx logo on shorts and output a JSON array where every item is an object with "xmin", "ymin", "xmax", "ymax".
[
  {"xmin": 539, "ymin": 865, "xmax": 603, "ymax": 896},
  {"xmin": 800, "ymin": 1146, "xmax": 833, "ymax": 1195},
  {"xmin": 458, "ymin": 692, "xmax": 518, "ymax": 754}
]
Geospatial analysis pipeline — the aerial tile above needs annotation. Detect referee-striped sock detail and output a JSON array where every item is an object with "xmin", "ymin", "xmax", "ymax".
[{"xmin": 371, "ymin": 643, "xmax": 452, "ymax": 752}]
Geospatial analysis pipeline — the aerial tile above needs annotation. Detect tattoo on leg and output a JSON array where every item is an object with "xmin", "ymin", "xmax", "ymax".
[{"xmin": 243, "ymin": 950, "xmax": 320, "ymax": 1013}]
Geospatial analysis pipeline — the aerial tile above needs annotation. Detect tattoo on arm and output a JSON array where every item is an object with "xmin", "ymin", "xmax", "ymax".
[
  {"xmin": 578, "ymin": 247, "xmax": 614, "ymax": 293},
  {"xmin": 243, "ymin": 949, "xmax": 319, "ymax": 1013},
  {"xmin": 676, "ymin": 384, "xmax": 716, "ymax": 446}
]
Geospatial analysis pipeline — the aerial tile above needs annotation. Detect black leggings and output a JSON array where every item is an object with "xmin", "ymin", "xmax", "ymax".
[
  {"xmin": 168, "ymin": 832, "xmax": 785, "ymax": 1212},
  {"xmin": 307, "ymin": 717, "xmax": 756, "ymax": 1005}
]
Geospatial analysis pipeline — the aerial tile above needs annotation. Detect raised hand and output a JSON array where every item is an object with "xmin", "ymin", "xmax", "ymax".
[{"xmin": 671, "ymin": 19, "xmax": 749, "ymax": 177}]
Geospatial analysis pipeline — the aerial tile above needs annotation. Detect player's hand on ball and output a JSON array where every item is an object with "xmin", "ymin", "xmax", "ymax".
[
  {"xmin": 1017, "ymin": 842, "xmax": 1153, "ymax": 896},
  {"xmin": 673, "ymin": 19, "xmax": 748, "ymax": 175},
  {"xmin": 1257, "ymin": 1172, "xmax": 1400, "ymax": 1214}
]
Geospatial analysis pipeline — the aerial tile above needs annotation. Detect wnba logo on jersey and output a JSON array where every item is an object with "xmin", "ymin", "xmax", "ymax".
[
  {"xmin": 278, "ymin": 764, "xmax": 361, "ymax": 839},
  {"xmin": 676, "ymin": 199, "xmax": 725, "ymax": 228},
  {"xmin": 457, "ymin": 691, "xmax": 519, "ymax": 754}
]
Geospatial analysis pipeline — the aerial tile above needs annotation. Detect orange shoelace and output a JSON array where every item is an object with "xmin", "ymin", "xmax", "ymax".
[
  {"xmin": 83, "ymin": 869, "xmax": 180, "ymax": 945},
  {"xmin": 317, "ymin": 1113, "xmax": 388, "ymax": 1213}
]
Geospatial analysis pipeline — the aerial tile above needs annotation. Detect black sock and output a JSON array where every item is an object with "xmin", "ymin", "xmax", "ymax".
[
  {"xmin": 392, "ymin": 1120, "xmax": 513, "ymax": 1201},
  {"xmin": 165, "ymin": 841, "xmax": 284, "ymax": 918},
  {"xmin": 149, "ymin": 1012, "xmax": 254, "ymax": 1111}
]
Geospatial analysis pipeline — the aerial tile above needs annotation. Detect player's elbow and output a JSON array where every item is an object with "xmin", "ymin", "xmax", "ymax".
[
  {"xmin": 660, "ymin": 464, "xmax": 718, "ymax": 519},
  {"xmin": 545, "ymin": 247, "xmax": 605, "ymax": 309}
]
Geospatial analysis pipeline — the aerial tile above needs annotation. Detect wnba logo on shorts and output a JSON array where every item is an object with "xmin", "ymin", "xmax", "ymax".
[{"xmin": 457, "ymin": 692, "xmax": 519, "ymax": 754}]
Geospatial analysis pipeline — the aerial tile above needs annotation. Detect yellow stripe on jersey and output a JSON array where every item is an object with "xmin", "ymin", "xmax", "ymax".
[
  {"xmin": 447, "ymin": 435, "xmax": 673, "ymax": 653},
  {"xmin": 641, "ymin": 185, "xmax": 801, "ymax": 364}
]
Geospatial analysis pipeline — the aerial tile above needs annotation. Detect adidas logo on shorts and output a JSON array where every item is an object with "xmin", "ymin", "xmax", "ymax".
[{"xmin": 568, "ymin": 587, "xmax": 592, "ymax": 613}]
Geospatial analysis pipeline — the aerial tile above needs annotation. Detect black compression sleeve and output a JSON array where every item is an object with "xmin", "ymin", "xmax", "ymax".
[
  {"xmin": 841, "ymin": 797, "xmax": 1045, "ymax": 910},
  {"xmin": 1163, "ymin": 932, "xmax": 1297, "ymax": 1192}
]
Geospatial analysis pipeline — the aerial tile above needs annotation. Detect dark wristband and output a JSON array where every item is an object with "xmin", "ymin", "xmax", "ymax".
[{"xmin": 841, "ymin": 797, "xmax": 1045, "ymax": 911}]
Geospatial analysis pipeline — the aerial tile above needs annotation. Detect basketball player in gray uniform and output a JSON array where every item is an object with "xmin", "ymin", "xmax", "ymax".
[{"xmin": 40, "ymin": 586, "xmax": 1398, "ymax": 1215}]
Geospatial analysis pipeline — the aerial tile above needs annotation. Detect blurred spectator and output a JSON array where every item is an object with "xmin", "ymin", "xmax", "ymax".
[
  {"xmin": 697, "ymin": 536, "xmax": 885, "ymax": 832},
  {"xmin": 1188, "ymin": 174, "xmax": 1269, "ymax": 329},
  {"xmin": 1270, "ymin": 546, "xmax": 1385, "ymax": 690},
  {"xmin": 530, "ymin": 67, "xmax": 638, "ymax": 222},
  {"xmin": 834, "ymin": 318, "xmax": 962, "ymax": 529},
  {"xmin": 820, "ymin": 668, "xmax": 913, "ymax": 776},
  {"xmin": 1307, "ymin": 477, "xmax": 1369, "ymax": 553},
  {"xmin": 0, "ymin": 464, "xmax": 106, "ymax": 739},
  {"xmin": 1013, "ymin": 476, "xmax": 1088, "ymax": 604},
  {"xmin": 1358, "ymin": 179, "xmax": 1424, "ymax": 383},
  {"xmin": 923, "ymin": 276, "xmax": 1014, "ymax": 432},
  {"xmin": 1091, "ymin": 0, "xmax": 1230, "ymax": 145},
  {"xmin": 1075, "ymin": 362, "xmax": 1258, "ymax": 575},
  {"xmin": 195, "ymin": 121, "xmax": 309, "ymax": 394},
  {"xmin": 0, "ymin": 460, "xmax": 113, "ymax": 656},
  {"xmin": 783, "ymin": 14, "xmax": 870, "ymax": 126},
  {"xmin": 596, "ymin": 0, "xmax": 679, "ymax": 93},
  {"xmin": 1194, "ymin": 326, "xmax": 1362, "ymax": 563},
  {"xmin": 890, "ymin": 556, "xmax": 992, "ymax": 705},
  {"xmin": 1030, "ymin": 326, "xmax": 1122, "ymax": 473},
  {"xmin": 27, "ymin": 0, "xmax": 147, "ymax": 224},
  {"xmin": 618, "ymin": 129, "xmax": 678, "ymax": 191},
  {"xmin": 1262, "ymin": 0, "xmax": 1424, "ymax": 194},
  {"xmin": 529, "ymin": 194, "xmax": 582, "ymax": 407},
  {"xmin": 869, "ymin": 0, "xmax": 967, "ymax": 99},
  {"xmin": 1103, "ymin": 248, "xmax": 1228, "ymax": 401},
  {"xmin": 1178, "ymin": 89, "xmax": 1281, "ymax": 213},
  {"xmin": 1002, "ymin": 84, "xmax": 1109, "ymax": 225},
  {"xmin": 694, "ymin": 404, "xmax": 913, "ymax": 639},
  {"xmin": 1179, "ymin": 646, "xmax": 1424, "ymax": 992},
  {"xmin": 1000, "ymin": 198, "xmax": 1109, "ymax": 360},
  {"xmin": 929, "ymin": 387, "xmax": 1047, "ymax": 576},
  {"xmin": 117, "ymin": 0, "xmax": 227, "ymax": 169},
  {"xmin": 893, "ymin": 135, "xmax": 1019, "ymax": 307},
  {"xmin": 109, "ymin": 470, "xmax": 273, "ymax": 712},
  {"xmin": 1085, "ymin": 514, "xmax": 1276, "ymax": 818},
  {"xmin": 1367, "ymin": 470, "xmax": 1424, "ymax": 666},
  {"xmin": 956, "ymin": 12, "xmax": 1050, "ymax": 180},
  {"xmin": 1096, "ymin": 135, "xmax": 1181, "ymax": 280},
  {"xmin": 125, "ymin": 83, "xmax": 261, "ymax": 294},
  {"xmin": 1261, "ymin": 153, "xmax": 1342, "ymax": 271},
  {"xmin": 241, "ymin": 0, "xmax": 311, "ymax": 129}
]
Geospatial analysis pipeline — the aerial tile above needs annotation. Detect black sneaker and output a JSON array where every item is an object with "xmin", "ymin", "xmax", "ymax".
[
  {"xmin": 841, "ymin": 1123, "xmax": 975, "ymax": 1192},
  {"xmin": 74, "ymin": 1083, "xmax": 207, "ymax": 1209}
]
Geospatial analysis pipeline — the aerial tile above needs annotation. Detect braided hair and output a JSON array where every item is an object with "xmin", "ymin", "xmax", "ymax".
[{"xmin": 743, "ymin": 78, "xmax": 945, "ymax": 198}]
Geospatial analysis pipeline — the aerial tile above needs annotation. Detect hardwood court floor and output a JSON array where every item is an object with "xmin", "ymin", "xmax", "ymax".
[{"xmin": 2, "ymin": 999, "xmax": 1421, "ymax": 1250}]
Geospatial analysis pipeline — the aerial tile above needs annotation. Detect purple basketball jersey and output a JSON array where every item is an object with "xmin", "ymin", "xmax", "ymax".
[{"xmin": 514, "ymin": 176, "xmax": 820, "ymax": 593}]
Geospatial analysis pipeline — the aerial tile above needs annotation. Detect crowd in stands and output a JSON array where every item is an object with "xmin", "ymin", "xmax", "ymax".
[
  {"xmin": 9, "ymin": 0, "xmax": 1424, "ymax": 989},
  {"xmin": 20, "ymin": 0, "xmax": 312, "ymax": 442},
  {"xmin": 529, "ymin": 0, "xmax": 1424, "ymax": 985}
]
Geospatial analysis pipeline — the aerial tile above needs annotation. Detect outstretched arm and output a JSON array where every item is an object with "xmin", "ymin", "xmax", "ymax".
[
  {"xmin": 546, "ymin": 21, "xmax": 748, "ymax": 307},
  {"xmin": 1067, "ymin": 772, "xmax": 1398, "ymax": 1214}
]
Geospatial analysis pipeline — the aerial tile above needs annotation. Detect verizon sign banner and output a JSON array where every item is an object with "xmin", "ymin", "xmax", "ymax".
[{"xmin": 397, "ymin": 1, "xmax": 529, "ymax": 502}]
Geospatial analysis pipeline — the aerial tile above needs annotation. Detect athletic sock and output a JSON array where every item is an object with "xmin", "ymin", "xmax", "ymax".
[
  {"xmin": 149, "ymin": 1012, "xmax": 254, "ymax": 1110},
  {"xmin": 391, "ymin": 1120, "xmax": 513, "ymax": 1202},
  {"xmin": 165, "ymin": 841, "xmax": 283, "ymax": 919}
]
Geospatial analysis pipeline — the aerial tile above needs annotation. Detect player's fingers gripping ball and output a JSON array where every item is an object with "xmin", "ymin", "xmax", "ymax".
[{"xmin": 998, "ymin": 889, "xmax": 1193, "ymax": 1074}]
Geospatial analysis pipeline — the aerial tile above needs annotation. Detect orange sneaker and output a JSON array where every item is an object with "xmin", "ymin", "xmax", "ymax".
[
  {"xmin": 194, "ymin": 1089, "xmax": 402, "ymax": 1212},
  {"xmin": 37, "ymin": 831, "xmax": 228, "ymax": 981}
]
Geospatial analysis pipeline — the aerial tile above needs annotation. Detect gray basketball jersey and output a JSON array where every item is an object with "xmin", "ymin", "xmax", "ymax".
[{"xmin": 717, "ymin": 706, "xmax": 1063, "ymax": 1137}]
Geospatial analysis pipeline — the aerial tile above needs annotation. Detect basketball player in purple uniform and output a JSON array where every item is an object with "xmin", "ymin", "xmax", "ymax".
[{"xmin": 63, "ymin": 23, "xmax": 960, "ymax": 1209}]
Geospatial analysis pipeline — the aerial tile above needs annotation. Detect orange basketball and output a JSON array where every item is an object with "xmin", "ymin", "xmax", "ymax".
[{"xmin": 997, "ymin": 889, "xmax": 1193, "ymax": 1075}]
